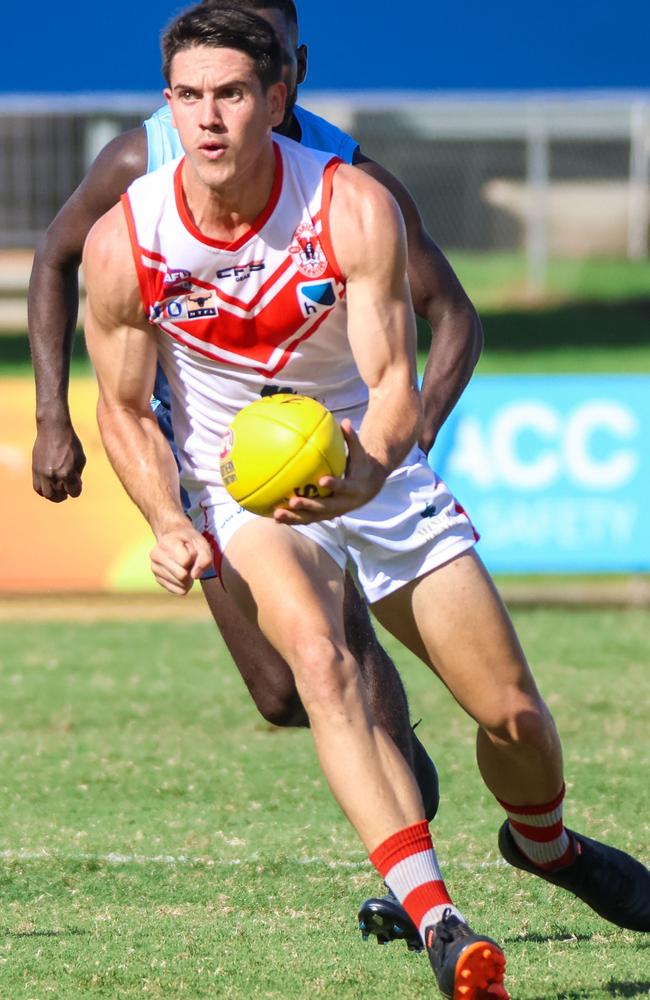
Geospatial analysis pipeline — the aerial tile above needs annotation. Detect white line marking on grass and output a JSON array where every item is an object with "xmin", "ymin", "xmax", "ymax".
[{"xmin": 0, "ymin": 849, "xmax": 507, "ymax": 870}]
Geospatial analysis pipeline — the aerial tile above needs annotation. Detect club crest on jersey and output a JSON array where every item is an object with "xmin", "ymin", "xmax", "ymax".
[
  {"xmin": 289, "ymin": 222, "xmax": 327, "ymax": 278},
  {"xmin": 297, "ymin": 279, "xmax": 337, "ymax": 319}
]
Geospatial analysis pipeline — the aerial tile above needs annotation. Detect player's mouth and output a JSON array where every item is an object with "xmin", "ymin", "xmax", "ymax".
[{"xmin": 199, "ymin": 141, "xmax": 228, "ymax": 160}]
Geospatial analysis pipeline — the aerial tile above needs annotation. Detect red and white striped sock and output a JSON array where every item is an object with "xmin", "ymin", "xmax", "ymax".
[
  {"xmin": 498, "ymin": 784, "xmax": 576, "ymax": 871},
  {"xmin": 369, "ymin": 821, "xmax": 463, "ymax": 943}
]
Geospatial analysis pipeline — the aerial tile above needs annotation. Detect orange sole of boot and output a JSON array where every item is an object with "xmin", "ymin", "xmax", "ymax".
[{"xmin": 453, "ymin": 940, "xmax": 509, "ymax": 1000}]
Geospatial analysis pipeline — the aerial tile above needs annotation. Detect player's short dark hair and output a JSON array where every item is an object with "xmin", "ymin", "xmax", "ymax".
[
  {"xmin": 239, "ymin": 0, "xmax": 298, "ymax": 27},
  {"xmin": 162, "ymin": 3, "xmax": 284, "ymax": 89},
  {"xmin": 199, "ymin": 0, "xmax": 298, "ymax": 26}
]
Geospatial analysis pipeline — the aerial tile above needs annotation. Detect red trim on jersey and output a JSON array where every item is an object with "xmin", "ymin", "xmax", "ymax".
[
  {"xmin": 173, "ymin": 143, "xmax": 284, "ymax": 251},
  {"xmin": 211, "ymin": 256, "xmax": 294, "ymax": 312},
  {"xmin": 139, "ymin": 244, "xmax": 167, "ymax": 267},
  {"xmin": 453, "ymin": 501, "xmax": 480, "ymax": 543},
  {"xmin": 263, "ymin": 305, "xmax": 337, "ymax": 378},
  {"xmin": 318, "ymin": 158, "xmax": 345, "ymax": 285},
  {"xmin": 121, "ymin": 193, "xmax": 160, "ymax": 320},
  {"xmin": 157, "ymin": 298, "xmax": 333, "ymax": 376},
  {"xmin": 202, "ymin": 529, "xmax": 224, "ymax": 583},
  {"xmin": 137, "ymin": 255, "xmax": 295, "ymax": 316}
]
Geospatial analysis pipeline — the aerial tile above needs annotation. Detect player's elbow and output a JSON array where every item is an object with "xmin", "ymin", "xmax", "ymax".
[
  {"xmin": 33, "ymin": 224, "xmax": 82, "ymax": 276},
  {"xmin": 453, "ymin": 298, "xmax": 483, "ymax": 365},
  {"xmin": 394, "ymin": 379, "xmax": 423, "ymax": 449},
  {"xmin": 423, "ymin": 290, "xmax": 484, "ymax": 365}
]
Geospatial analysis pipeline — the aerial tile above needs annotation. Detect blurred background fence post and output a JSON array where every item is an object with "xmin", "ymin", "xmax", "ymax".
[
  {"xmin": 628, "ymin": 100, "xmax": 650, "ymax": 260},
  {"xmin": 525, "ymin": 104, "xmax": 550, "ymax": 296}
]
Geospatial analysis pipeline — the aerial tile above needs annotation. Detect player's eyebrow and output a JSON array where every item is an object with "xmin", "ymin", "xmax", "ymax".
[{"xmin": 172, "ymin": 80, "xmax": 249, "ymax": 95}]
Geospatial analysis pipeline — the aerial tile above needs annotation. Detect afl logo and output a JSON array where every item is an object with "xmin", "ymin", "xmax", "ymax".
[{"xmin": 289, "ymin": 222, "xmax": 327, "ymax": 278}]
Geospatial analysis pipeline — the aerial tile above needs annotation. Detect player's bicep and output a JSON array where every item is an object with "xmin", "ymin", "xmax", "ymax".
[
  {"xmin": 333, "ymin": 175, "xmax": 417, "ymax": 390},
  {"xmin": 86, "ymin": 309, "xmax": 157, "ymax": 417},
  {"xmin": 83, "ymin": 212, "xmax": 157, "ymax": 414}
]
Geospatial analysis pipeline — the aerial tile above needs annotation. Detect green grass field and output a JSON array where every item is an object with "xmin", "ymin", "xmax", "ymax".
[{"xmin": 0, "ymin": 608, "xmax": 648, "ymax": 999}]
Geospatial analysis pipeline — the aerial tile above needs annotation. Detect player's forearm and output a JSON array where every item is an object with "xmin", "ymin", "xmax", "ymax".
[
  {"xmin": 419, "ymin": 302, "xmax": 483, "ymax": 454},
  {"xmin": 98, "ymin": 406, "xmax": 186, "ymax": 538},
  {"xmin": 359, "ymin": 378, "xmax": 422, "ymax": 482},
  {"xmin": 28, "ymin": 236, "xmax": 81, "ymax": 424}
]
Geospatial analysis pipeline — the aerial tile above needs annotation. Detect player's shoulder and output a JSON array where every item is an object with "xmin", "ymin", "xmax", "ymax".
[
  {"xmin": 83, "ymin": 203, "xmax": 144, "ymax": 319},
  {"xmin": 84, "ymin": 202, "xmax": 130, "ymax": 271},
  {"xmin": 293, "ymin": 105, "xmax": 359, "ymax": 163},
  {"xmin": 332, "ymin": 160, "xmax": 402, "ymax": 220},
  {"xmin": 274, "ymin": 130, "xmax": 337, "ymax": 168},
  {"xmin": 144, "ymin": 104, "xmax": 184, "ymax": 172},
  {"xmin": 127, "ymin": 155, "xmax": 180, "ymax": 194},
  {"xmin": 146, "ymin": 105, "xmax": 171, "ymax": 125},
  {"xmin": 328, "ymin": 163, "xmax": 405, "ymax": 273}
]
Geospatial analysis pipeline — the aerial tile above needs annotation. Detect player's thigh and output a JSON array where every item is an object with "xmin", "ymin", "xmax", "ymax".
[
  {"xmin": 372, "ymin": 549, "xmax": 541, "ymax": 728},
  {"xmin": 221, "ymin": 518, "xmax": 348, "ymax": 666},
  {"xmin": 342, "ymin": 573, "xmax": 379, "ymax": 653}
]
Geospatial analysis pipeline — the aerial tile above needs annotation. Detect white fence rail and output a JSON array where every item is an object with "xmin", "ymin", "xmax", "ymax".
[{"xmin": 1, "ymin": 92, "xmax": 648, "ymax": 293}]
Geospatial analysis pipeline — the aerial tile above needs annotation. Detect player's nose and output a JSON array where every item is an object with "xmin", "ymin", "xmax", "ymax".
[{"xmin": 199, "ymin": 96, "xmax": 225, "ymax": 130}]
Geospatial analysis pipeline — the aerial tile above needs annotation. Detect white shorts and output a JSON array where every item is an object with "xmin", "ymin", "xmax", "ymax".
[{"xmin": 191, "ymin": 446, "xmax": 478, "ymax": 604}]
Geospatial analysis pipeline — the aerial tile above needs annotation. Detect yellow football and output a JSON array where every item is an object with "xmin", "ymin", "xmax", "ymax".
[{"xmin": 219, "ymin": 394, "xmax": 347, "ymax": 516}]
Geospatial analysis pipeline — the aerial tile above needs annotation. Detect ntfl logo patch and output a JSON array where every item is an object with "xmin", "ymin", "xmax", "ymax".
[{"xmin": 296, "ymin": 279, "xmax": 337, "ymax": 318}]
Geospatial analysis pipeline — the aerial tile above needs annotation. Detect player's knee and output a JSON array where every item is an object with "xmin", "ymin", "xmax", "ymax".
[
  {"xmin": 291, "ymin": 635, "xmax": 359, "ymax": 713},
  {"xmin": 255, "ymin": 690, "xmax": 308, "ymax": 728},
  {"xmin": 484, "ymin": 692, "xmax": 556, "ymax": 752}
]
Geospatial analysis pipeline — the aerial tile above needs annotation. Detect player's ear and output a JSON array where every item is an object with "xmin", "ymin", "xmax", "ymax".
[
  {"xmin": 297, "ymin": 44, "xmax": 308, "ymax": 85},
  {"xmin": 268, "ymin": 81, "xmax": 288, "ymax": 127},
  {"xmin": 164, "ymin": 88, "xmax": 176, "ymax": 128}
]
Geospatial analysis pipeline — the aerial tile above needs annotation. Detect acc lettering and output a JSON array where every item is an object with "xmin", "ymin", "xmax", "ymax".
[{"xmin": 449, "ymin": 400, "xmax": 639, "ymax": 491}]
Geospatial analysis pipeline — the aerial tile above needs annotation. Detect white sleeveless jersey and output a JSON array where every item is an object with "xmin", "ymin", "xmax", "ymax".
[{"xmin": 122, "ymin": 134, "xmax": 367, "ymax": 499}]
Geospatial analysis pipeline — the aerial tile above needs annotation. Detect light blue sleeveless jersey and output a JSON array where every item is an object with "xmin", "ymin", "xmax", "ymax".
[{"xmin": 144, "ymin": 103, "xmax": 359, "ymax": 173}]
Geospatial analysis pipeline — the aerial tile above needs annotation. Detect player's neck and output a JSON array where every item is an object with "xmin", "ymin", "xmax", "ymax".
[
  {"xmin": 181, "ymin": 143, "xmax": 277, "ymax": 242},
  {"xmin": 274, "ymin": 110, "xmax": 301, "ymax": 143}
]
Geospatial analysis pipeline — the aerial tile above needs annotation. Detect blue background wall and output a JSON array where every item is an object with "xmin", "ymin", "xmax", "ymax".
[{"xmin": 3, "ymin": 0, "xmax": 649, "ymax": 94}]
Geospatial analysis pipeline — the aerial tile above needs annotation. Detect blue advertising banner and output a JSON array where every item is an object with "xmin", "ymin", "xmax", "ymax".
[
  {"xmin": 429, "ymin": 375, "xmax": 650, "ymax": 573},
  {"xmin": 2, "ymin": 0, "xmax": 650, "ymax": 93}
]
